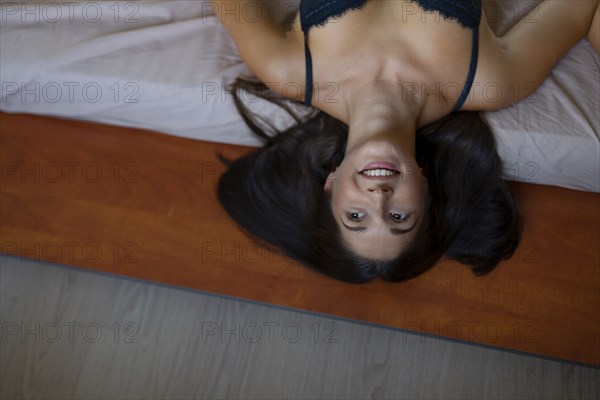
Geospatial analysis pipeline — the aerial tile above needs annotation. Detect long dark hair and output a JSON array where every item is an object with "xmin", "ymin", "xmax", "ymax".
[{"xmin": 217, "ymin": 78, "xmax": 522, "ymax": 283}]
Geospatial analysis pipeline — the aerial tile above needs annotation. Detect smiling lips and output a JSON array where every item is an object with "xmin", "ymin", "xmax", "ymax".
[{"xmin": 359, "ymin": 162, "xmax": 400, "ymax": 180}]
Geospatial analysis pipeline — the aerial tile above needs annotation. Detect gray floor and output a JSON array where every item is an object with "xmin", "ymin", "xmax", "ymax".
[{"xmin": 1, "ymin": 255, "xmax": 598, "ymax": 400}]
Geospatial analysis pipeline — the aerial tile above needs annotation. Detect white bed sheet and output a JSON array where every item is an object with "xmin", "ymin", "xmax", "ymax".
[{"xmin": 1, "ymin": 0, "xmax": 598, "ymax": 192}]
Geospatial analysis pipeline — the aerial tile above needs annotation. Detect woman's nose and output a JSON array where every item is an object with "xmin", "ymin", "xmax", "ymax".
[{"xmin": 367, "ymin": 185, "xmax": 393, "ymax": 194}]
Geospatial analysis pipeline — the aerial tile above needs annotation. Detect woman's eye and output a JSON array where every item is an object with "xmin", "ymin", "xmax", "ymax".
[
  {"xmin": 390, "ymin": 213, "xmax": 408, "ymax": 223},
  {"xmin": 346, "ymin": 212, "xmax": 365, "ymax": 221}
]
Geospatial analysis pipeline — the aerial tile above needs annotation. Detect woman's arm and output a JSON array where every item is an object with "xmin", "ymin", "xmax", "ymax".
[
  {"xmin": 588, "ymin": 4, "xmax": 600, "ymax": 52},
  {"xmin": 210, "ymin": 0, "xmax": 303, "ymax": 86},
  {"xmin": 469, "ymin": 0, "xmax": 599, "ymax": 111}
]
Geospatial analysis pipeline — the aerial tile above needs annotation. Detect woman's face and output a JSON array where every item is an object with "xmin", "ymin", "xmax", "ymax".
[{"xmin": 324, "ymin": 138, "xmax": 428, "ymax": 260}]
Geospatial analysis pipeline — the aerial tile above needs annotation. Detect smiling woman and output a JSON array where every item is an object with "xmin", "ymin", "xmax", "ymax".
[
  {"xmin": 217, "ymin": 79, "xmax": 521, "ymax": 283},
  {"xmin": 214, "ymin": 0, "xmax": 598, "ymax": 283},
  {"xmin": 323, "ymin": 124, "xmax": 429, "ymax": 260}
]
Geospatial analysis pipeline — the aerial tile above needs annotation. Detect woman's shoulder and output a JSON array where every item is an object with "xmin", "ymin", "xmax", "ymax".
[
  {"xmin": 262, "ymin": 27, "xmax": 307, "ymax": 103},
  {"xmin": 211, "ymin": 1, "xmax": 306, "ymax": 101}
]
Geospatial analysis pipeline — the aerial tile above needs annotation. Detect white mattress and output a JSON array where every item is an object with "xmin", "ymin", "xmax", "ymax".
[{"xmin": 1, "ymin": 0, "xmax": 598, "ymax": 192}]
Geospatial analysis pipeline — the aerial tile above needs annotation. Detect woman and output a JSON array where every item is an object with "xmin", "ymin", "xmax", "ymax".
[{"xmin": 214, "ymin": 0, "xmax": 600, "ymax": 283}]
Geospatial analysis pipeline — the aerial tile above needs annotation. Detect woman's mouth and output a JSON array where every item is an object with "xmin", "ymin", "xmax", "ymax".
[
  {"xmin": 359, "ymin": 162, "xmax": 400, "ymax": 177},
  {"xmin": 360, "ymin": 169, "xmax": 399, "ymax": 177},
  {"xmin": 361, "ymin": 162, "xmax": 399, "ymax": 172}
]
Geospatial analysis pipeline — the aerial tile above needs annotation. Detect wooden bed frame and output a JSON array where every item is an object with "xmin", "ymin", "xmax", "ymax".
[{"xmin": 1, "ymin": 111, "xmax": 598, "ymax": 367}]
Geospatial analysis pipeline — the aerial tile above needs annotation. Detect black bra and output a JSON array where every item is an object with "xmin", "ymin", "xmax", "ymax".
[{"xmin": 299, "ymin": 0, "xmax": 482, "ymax": 112}]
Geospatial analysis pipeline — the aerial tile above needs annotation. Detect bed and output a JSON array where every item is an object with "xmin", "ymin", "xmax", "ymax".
[
  {"xmin": 1, "ymin": 0, "xmax": 599, "ymax": 366},
  {"xmin": 1, "ymin": 0, "xmax": 598, "ymax": 191}
]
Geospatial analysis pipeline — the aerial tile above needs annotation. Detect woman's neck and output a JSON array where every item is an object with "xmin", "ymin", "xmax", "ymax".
[{"xmin": 341, "ymin": 80, "xmax": 424, "ymax": 158}]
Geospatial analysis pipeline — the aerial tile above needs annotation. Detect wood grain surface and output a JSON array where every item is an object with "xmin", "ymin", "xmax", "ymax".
[
  {"xmin": 1, "ymin": 112, "xmax": 598, "ymax": 366},
  {"xmin": 2, "ymin": 256, "xmax": 599, "ymax": 399}
]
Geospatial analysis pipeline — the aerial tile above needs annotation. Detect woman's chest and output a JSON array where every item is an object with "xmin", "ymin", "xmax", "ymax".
[{"xmin": 288, "ymin": 0, "xmax": 479, "ymax": 123}]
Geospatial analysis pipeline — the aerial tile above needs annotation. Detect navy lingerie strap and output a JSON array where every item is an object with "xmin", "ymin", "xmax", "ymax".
[
  {"xmin": 452, "ymin": 26, "xmax": 479, "ymax": 112},
  {"xmin": 303, "ymin": 34, "xmax": 313, "ymax": 106}
]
